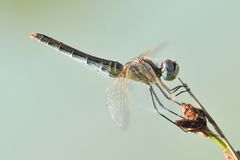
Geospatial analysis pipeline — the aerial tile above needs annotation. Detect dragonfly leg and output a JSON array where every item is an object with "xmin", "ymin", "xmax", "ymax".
[
  {"xmin": 159, "ymin": 78, "xmax": 190, "ymax": 97},
  {"xmin": 155, "ymin": 83, "xmax": 181, "ymax": 105},
  {"xmin": 171, "ymin": 83, "xmax": 190, "ymax": 96},
  {"xmin": 158, "ymin": 78, "xmax": 172, "ymax": 93},
  {"xmin": 149, "ymin": 85, "xmax": 184, "ymax": 118},
  {"xmin": 170, "ymin": 83, "xmax": 188, "ymax": 93},
  {"xmin": 149, "ymin": 85, "xmax": 187, "ymax": 132},
  {"xmin": 175, "ymin": 89, "xmax": 190, "ymax": 96}
]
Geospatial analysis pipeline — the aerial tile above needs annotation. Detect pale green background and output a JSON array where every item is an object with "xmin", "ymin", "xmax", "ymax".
[{"xmin": 1, "ymin": 0, "xmax": 240, "ymax": 160}]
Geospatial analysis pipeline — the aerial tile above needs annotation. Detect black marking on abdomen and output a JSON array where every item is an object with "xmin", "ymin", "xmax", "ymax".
[{"xmin": 31, "ymin": 33, "xmax": 124, "ymax": 77}]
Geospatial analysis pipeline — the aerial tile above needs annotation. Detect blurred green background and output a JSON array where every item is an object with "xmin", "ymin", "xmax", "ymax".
[{"xmin": 1, "ymin": 0, "xmax": 240, "ymax": 160}]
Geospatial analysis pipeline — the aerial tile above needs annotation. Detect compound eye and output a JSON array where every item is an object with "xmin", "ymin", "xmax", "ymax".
[{"xmin": 161, "ymin": 59, "xmax": 179, "ymax": 81}]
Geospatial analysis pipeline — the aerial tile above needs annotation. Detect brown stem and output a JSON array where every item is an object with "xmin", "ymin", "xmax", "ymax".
[{"xmin": 178, "ymin": 78, "xmax": 240, "ymax": 160}]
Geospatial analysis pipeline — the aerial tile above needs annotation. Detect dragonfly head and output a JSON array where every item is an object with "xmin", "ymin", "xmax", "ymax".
[{"xmin": 160, "ymin": 58, "xmax": 179, "ymax": 81}]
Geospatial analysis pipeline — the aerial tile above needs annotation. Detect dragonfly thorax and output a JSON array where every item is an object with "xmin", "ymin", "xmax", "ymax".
[
  {"xmin": 125, "ymin": 57, "xmax": 179, "ymax": 84},
  {"xmin": 125, "ymin": 58, "xmax": 161, "ymax": 84}
]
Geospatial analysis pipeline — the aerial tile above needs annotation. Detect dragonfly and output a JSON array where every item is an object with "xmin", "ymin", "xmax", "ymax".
[{"xmin": 29, "ymin": 32, "xmax": 188, "ymax": 130}]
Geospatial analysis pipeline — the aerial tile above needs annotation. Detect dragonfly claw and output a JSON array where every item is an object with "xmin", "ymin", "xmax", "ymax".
[{"xmin": 170, "ymin": 83, "xmax": 190, "ymax": 97}]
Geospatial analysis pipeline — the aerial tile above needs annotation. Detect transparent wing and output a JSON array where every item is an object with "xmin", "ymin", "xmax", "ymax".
[
  {"xmin": 134, "ymin": 41, "xmax": 169, "ymax": 60},
  {"xmin": 105, "ymin": 75, "xmax": 129, "ymax": 130}
]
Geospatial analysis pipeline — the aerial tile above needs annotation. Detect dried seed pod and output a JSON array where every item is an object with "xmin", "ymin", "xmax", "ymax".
[{"xmin": 176, "ymin": 103, "xmax": 207, "ymax": 134}]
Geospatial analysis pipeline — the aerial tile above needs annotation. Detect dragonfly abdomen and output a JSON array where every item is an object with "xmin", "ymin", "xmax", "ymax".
[{"xmin": 29, "ymin": 33, "xmax": 123, "ymax": 78}]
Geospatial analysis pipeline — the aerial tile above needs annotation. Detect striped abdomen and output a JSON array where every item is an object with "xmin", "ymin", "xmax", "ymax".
[{"xmin": 29, "ymin": 33, "xmax": 123, "ymax": 78}]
